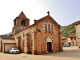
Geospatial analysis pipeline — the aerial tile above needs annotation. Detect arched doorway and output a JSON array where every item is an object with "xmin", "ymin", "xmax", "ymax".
[
  {"xmin": 46, "ymin": 35, "xmax": 54, "ymax": 52},
  {"xmin": 47, "ymin": 42, "xmax": 52, "ymax": 52}
]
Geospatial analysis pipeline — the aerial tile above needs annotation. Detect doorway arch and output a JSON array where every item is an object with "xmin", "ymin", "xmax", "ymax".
[{"xmin": 45, "ymin": 35, "xmax": 54, "ymax": 52}]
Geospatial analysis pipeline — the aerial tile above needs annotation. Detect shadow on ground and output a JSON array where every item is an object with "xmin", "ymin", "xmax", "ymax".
[{"xmin": 41, "ymin": 46, "xmax": 80, "ymax": 58}]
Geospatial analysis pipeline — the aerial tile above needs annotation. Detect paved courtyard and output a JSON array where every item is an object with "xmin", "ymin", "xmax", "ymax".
[{"xmin": 0, "ymin": 46, "xmax": 80, "ymax": 60}]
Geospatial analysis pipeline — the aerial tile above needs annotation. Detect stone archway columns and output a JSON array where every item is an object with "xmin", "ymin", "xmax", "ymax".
[
  {"xmin": 0, "ymin": 37, "xmax": 2, "ymax": 52},
  {"xmin": 60, "ymin": 33, "xmax": 63, "ymax": 51},
  {"xmin": 52, "ymin": 40, "xmax": 55, "ymax": 52},
  {"xmin": 24, "ymin": 34, "xmax": 28, "ymax": 53}
]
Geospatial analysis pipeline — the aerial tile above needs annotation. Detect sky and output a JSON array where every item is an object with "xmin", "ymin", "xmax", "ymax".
[{"xmin": 0, "ymin": 0, "xmax": 80, "ymax": 35}]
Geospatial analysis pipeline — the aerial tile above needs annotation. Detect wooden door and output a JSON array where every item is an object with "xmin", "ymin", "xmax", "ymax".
[
  {"xmin": 47, "ymin": 42, "xmax": 52, "ymax": 52},
  {"xmin": 47, "ymin": 42, "xmax": 49, "ymax": 52}
]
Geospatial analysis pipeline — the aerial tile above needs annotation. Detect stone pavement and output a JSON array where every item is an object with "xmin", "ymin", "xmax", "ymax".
[{"xmin": 0, "ymin": 46, "xmax": 80, "ymax": 60}]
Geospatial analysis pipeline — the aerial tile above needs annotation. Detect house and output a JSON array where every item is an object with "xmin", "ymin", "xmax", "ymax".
[
  {"xmin": 0, "ymin": 11, "xmax": 63, "ymax": 54},
  {"xmin": 75, "ymin": 21, "xmax": 80, "ymax": 48},
  {"xmin": 0, "ymin": 35, "xmax": 16, "ymax": 52},
  {"xmin": 62, "ymin": 37, "xmax": 68, "ymax": 45},
  {"xmin": 67, "ymin": 34, "xmax": 77, "ymax": 46}
]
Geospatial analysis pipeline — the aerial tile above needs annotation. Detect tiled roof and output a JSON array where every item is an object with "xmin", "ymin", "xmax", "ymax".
[
  {"xmin": 75, "ymin": 21, "xmax": 80, "ymax": 25},
  {"xmin": 0, "ymin": 35, "xmax": 12, "ymax": 38},
  {"xmin": 2, "ymin": 38, "xmax": 14, "ymax": 40},
  {"xmin": 18, "ymin": 11, "xmax": 29, "ymax": 19},
  {"xmin": 68, "ymin": 34, "xmax": 76, "ymax": 38},
  {"xmin": 2, "ymin": 40, "xmax": 16, "ymax": 43},
  {"xmin": 62, "ymin": 37, "xmax": 67, "ymax": 40}
]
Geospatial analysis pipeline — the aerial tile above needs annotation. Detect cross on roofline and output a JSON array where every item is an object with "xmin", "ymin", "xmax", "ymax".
[{"xmin": 47, "ymin": 11, "xmax": 50, "ymax": 15}]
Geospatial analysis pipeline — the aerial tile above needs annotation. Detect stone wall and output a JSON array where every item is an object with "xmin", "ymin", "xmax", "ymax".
[
  {"xmin": 32, "ymin": 31, "xmax": 42, "ymax": 54},
  {"xmin": 59, "ymin": 33, "xmax": 63, "ymax": 51},
  {"xmin": 35, "ymin": 15, "xmax": 62, "ymax": 53},
  {"xmin": 0, "ymin": 37, "xmax": 2, "ymax": 52},
  {"xmin": 14, "ymin": 25, "xmax": 36, "ymax": 53},
  {"xmin": 75, "ymin": 24, "xmax": 80, "ymax": 48}
]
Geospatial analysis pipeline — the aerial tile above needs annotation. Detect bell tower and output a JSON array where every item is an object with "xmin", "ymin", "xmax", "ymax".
[{"xmin": 12, "ymin": 11, "xmax": 30, "ymax": 35}]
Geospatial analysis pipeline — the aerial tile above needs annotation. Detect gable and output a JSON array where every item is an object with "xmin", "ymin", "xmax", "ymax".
[{"xmin": 34, "ymin": 15, "xmax": 60, "ymax": 26}]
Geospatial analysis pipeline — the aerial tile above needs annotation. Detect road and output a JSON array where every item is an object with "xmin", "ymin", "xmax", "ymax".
[{"xmin": 0, "ymin": 46, "xmax": 80, "ymax": 60}]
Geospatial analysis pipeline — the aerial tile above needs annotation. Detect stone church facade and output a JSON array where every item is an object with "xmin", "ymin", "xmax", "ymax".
[{"xmin": 0, "ymin": 11, "xmax": 63, "ymax": 54}]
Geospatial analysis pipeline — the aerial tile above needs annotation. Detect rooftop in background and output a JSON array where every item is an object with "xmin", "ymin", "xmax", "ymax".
[
  {"xmin": 62, "ymin": 37, "xmax": 67, "ymax": 40},
  {"xmin": 75, "ymin": 21, "xmax": 80, "ymax": 25},
  {"xmin": 0, "ymin": 35, "xmax": 12, "ymax": 39},
  {"xmin": 68, "ymin": 34, "xmax": 76, "ymax": 38}
]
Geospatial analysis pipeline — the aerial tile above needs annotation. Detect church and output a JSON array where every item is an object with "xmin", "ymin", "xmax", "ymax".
[{"xmin": 0, "ymin": 11, "xmax": 63, "ymax": 54}]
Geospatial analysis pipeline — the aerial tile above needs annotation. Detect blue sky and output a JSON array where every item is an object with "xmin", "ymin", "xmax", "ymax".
[
  {"xmin": 0, "ymin": 0, "xmax": 80, "ymax": 35},
  {"xmin": 41, "ymin": 0, "xmax": 80, "ymax": 26}
]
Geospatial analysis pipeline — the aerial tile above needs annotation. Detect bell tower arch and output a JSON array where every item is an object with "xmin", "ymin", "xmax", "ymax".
[
  {"xmin": 21, "ymin": 20, "xmax": 25, "ymax": 26},
  {"xmin": 12, "ymin": 11, "xmax": 30, "ymax": 35}
]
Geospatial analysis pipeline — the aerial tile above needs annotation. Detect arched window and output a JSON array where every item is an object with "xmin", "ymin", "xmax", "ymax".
[
  {"xmin": 51, "ymin": 25, "xmax": 53, "ymax": 33},
  {"xmin": 14, "ymin": 20, "xmax": 16, "ymax": 26},
  {"xmin": 44, "ymin": 24, "xmax": 47, "ymax": 32},
  {"xmin": 21, "ymin": 20, "xmax": 25, "ymax": 26},
  {"xmin": 48, "ymin": 24, "xmax": 50, "ymax": 32}
]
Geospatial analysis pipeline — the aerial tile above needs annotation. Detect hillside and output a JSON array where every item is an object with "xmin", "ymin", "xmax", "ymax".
[
  {"xmin": 60, "ymin": 26, "xmax": 66, "ymax": 29},
  {"xmin": 5, "ymin": 32, "xmax": 12, "ymax": 35},
  {"xmin": 60, "ymin": 22, "xmax": 77, "ymax": 37}
]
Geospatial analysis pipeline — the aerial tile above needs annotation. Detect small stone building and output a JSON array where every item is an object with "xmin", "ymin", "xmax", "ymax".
[
  {"xmin": 67, "ymin": 34, "xmax": 77, "ymax": 46},
  {"xmin": 62, "ymin": 37, "xmax": 68, "ymax": 45},
  {"xmin": 0, "ymin": 35, "xmax": 16, "ymax": 52},
  {"xmin": 0, "ymin": 11, "xmax": 63, "ymax": 54}
]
